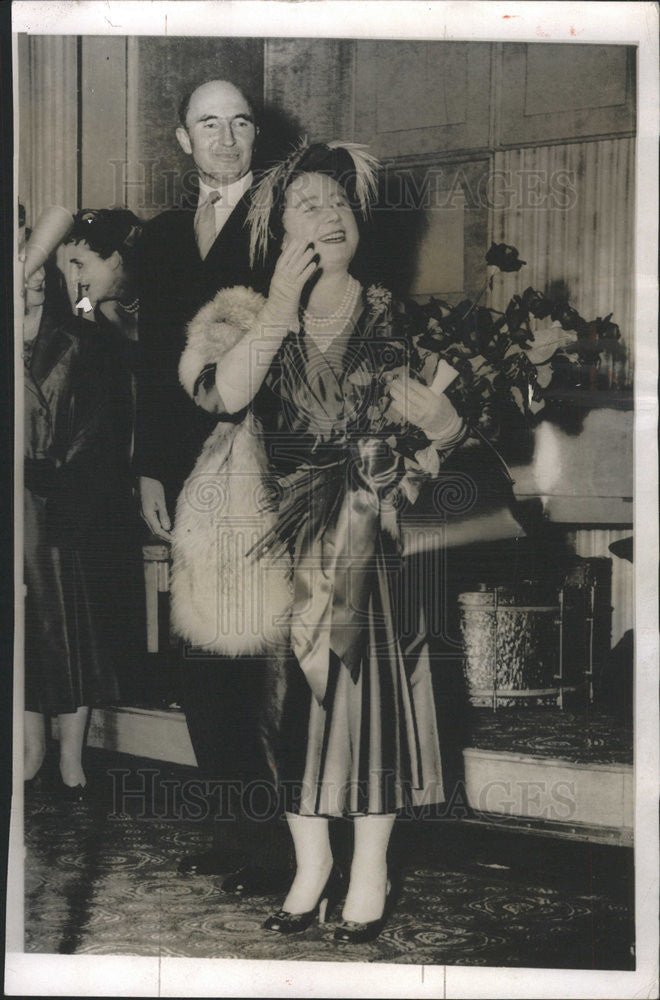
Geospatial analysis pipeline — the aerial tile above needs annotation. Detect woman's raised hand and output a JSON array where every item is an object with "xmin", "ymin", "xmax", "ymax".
[{"xmin": 266, "ymin": 238, "xmax": 319, "ymax": 327}]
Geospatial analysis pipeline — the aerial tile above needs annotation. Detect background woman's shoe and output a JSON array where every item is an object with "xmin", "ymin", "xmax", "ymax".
[
  {"xmin": 57, "ymin": 779, "xmax": 89, "ymax": 803},
  {"xmin": 222, "ymin": 864, "xmax": 290, "ymax": 896},
  {"xmin": 178, "ymin": 850, "xmax": 228, "ymax": 876},
  {"xmin": 263, "ymin": 864, "xmax": 344, "ymax": 934},
  {"xmin": 24, "ymin": 773, "xmax": 45, "ymax": 797}
]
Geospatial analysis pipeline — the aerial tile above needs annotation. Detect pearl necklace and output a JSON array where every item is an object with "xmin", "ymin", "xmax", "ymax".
[
  {"xmin": 302, "ymin": 276, "xmax": 361, "ymax": 331},
  {"xmin": 118, "ymin": 296, "xmax": 139, "ymax": 315}
]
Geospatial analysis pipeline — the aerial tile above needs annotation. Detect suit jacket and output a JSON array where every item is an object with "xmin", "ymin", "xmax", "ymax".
[{"xmin": 135, "ymin": 185, "xmax": 269, "ymax": 504}]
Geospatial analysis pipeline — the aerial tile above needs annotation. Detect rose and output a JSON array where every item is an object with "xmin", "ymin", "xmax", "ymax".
[
  {"xmin": 521, "ymin": 286, "xmax": 553, "ymax": 320},
  {"xmin": 550, "ymin": 301, "xmax": 583, "ymax": 332},
  {"xmin": 485, "ymin": 242, "xmax": 527, "ymax": 272},
  {"xmin": 365, "ymin": 284, "xmax": 392, "ymax": 318}
]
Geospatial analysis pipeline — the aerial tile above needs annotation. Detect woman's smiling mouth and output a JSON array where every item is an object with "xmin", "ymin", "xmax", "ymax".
[{"xmin": 319, "ymin": 230, "xmax": 346, "ymax": 243}]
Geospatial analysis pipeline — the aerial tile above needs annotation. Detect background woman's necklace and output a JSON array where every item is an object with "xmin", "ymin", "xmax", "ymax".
[
  {"xmin": 302, "ymin": 276, "xmax": 361, "ymax": 352},
  {"xmin": 118, "ymin": 295, "xmax": 139, "ymax": 315}
]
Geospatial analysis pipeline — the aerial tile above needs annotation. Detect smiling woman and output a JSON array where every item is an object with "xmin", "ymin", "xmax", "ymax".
[
  {"xmin": 281, "ymin": 173, "xmax": 359, "ymax": 273},
  {"xmin": 172, "ymin": 140, "xmax": 470, "ymax": 944},
  {"xmin": 64, "ymin": 209, "xmax": 142, "ymax": 312},
  {"xmin": 23, "ymin": 207, "xmax": 144, "ymax": 801}
]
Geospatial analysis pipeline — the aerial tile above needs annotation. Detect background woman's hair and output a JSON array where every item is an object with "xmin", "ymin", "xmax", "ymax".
[{"xmin": 67, "ymin": 209, "xmax": 143, "ymax": 274}]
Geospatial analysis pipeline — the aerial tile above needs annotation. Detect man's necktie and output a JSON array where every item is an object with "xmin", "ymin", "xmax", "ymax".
[{"xmin": 194, "ymin": 189, "xmax": 220, "ymax": 260}]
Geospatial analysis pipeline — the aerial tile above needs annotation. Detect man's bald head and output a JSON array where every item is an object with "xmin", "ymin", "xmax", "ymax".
[{"xmin": 178, "ymin": 80, "xmax": 254, "ymax": 130}]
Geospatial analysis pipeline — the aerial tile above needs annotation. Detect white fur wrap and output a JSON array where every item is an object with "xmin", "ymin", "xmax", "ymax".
[{"xmin": 170, "ymin": 286, "xmax": 292, "ymax": 656}]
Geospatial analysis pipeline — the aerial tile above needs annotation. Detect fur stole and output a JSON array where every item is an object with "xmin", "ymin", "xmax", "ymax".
[{"xmin": 170, "ymin": 286, "xmax": 292, "ymax": 656}]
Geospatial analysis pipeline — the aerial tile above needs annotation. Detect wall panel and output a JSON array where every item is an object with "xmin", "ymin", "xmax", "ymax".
[
  {"xmin": 499, "ymin": 44, "xmax": 635, "ymax": 147},
  {"xmin": 264, "ymin": 38, "xmax": 354, "ymax": 142},
  {"xmin": 355, "ymin": 41, "xmax": 492, "ymax": 159},
  {"xmin": 80, "ymin": 36, "xmax": 128, "ymax": 210}
]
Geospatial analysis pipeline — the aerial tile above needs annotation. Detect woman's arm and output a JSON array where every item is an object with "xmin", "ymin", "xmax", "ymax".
[
  {"xmin": 208, "ymin": 238, "xmax": 318, "ymax": 415},
  {"xmin": 194, "ymin": 298, "xmax": 294, "ymax": 415}
]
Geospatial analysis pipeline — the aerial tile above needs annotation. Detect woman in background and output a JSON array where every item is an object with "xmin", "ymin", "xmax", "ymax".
[{"xmin": 23, "ymin": 208, "xmax": 142, "ymax": 797}]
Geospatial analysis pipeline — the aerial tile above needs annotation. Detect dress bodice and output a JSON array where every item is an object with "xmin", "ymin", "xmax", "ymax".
[{"xmin": 256, "ymin": 295, "xmax": 413, "ymax": 480}]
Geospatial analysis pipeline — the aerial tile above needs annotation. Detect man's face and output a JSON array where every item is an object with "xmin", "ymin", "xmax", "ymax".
[{"xmin": 176, "ymin": 81, "xmax": 256, "ymax": 186}]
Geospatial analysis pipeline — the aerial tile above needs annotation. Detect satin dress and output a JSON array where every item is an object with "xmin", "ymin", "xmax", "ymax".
[{"xmin": 258, "ymin": 296, "xmax": 445, "ymax": 817}]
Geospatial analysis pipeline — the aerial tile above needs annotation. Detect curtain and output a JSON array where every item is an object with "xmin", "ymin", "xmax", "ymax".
[
  {"xmin": 488, "ymin": 138, "xmax": 635, "ymax": 383},
  {"xmin": 18, "ymin": 35, "xmax": 78, "ymax": 227},
  {"xmin": 574, "ymin": 528, "xmax": 633, "ymax": 648}
]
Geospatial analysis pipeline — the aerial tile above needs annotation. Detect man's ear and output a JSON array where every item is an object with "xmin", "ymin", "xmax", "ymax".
[{"xmin": 176, "ymin": 126, "xmax": 192, "ymax": 156}]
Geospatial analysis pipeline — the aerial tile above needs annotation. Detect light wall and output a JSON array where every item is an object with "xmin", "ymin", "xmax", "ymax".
[
  {"xmin": 17, "ymin": 34, "xmax": 265, "ymax": 224},
  {"xmin": 16, "ymin": 37, "xmax": 636, "ymax": 640}
]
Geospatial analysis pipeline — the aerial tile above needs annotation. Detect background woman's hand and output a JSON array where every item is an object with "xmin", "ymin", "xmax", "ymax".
[
  {"xmin": 386, "ymin": 369, "xmax": 463, "ymax": 443},
  {"xmin": 266, "ymin": 237, "xmax": 319, "ymax": 327},
  {"xmin": 139, "ymin": 476, "xmax": 172, "ymax": 541}
]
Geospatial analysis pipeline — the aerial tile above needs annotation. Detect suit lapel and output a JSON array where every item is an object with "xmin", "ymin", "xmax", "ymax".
[
  {"xmin": 173, "ymin": 197, "xmax": 199, "ymax": 265},
  {"xmin": 202, "ymin": 191, "xmax": 251, "ymax": 271}
]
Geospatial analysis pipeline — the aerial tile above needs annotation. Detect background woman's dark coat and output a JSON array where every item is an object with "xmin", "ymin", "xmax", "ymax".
[{"xmin": 24, "ymin": 286, "xmax": 139, "ymax": 714}]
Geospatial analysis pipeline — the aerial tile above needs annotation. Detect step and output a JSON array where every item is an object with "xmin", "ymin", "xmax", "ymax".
[
  {"xmin": 82, "ymin": 705, "xmax": 633, "ymax": 845},
  {"xmin": 87, "ymin": 705, "xmax": 197, "ymax": 767},
  {"xmin": 463, "ymin": 746, "xmax": 633, "ymax": 846}
]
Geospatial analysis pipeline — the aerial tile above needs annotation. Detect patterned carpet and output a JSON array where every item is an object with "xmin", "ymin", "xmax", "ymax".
[
  {"xmin": 467, "ymin": 707, "xmax": 633, "ymax": 766},
  {"xmin": 22, "ymin": 749, "xmax": 634, "ymax": 968}
]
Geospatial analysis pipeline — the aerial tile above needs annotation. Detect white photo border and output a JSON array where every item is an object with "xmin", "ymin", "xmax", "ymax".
[{"xmin": 8, "ymin": 3, "xmax": 659, "ymax": 998}]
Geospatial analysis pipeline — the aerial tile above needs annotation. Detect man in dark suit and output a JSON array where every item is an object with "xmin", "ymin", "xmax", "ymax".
[{"xmin": 136, "ymin": 80, "xmax": 287, "ymax": 892}]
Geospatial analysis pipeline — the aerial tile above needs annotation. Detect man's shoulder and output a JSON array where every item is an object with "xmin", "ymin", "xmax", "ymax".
[
  {"xmin": 139, "ymin": 207, "xmax": 195, "ymax": 267},
  {"xmin": 143, "ymin": 206, "xmax": 194, "ymax": 235}
]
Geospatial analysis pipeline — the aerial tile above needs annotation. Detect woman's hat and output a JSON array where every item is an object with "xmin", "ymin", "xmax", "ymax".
[{"xmin": 248, "ymin": 140, "xmax": 380, "ymax": 266}]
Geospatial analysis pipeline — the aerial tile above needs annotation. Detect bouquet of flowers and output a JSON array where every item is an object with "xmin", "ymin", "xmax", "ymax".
[{"xmin": 357, "ymin": 242, "xmax": 626, "ymax": 460}]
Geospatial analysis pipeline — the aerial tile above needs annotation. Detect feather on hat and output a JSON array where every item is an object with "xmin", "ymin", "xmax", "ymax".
[{"xmin": 248, "ymin": 139, "xmax": 379, "ymax": 267}]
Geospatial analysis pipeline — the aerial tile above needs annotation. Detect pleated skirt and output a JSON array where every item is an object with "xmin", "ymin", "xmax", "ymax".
[
  {"xmin": 24, "ymin": 490, "xmax": 119, "ymax": 716},
  {"xmin": 278, "ymin": 605, "xmax": 445, "ymax": 818}
]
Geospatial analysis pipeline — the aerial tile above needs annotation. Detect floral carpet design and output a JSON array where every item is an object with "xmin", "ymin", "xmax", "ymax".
[
  {"xmin": 22, "ymin": 751, "xmax": 634, "ymax": 969},
  {"xmin": 467, "ymin": 707, "xmax": 633, "ymax": 765}
]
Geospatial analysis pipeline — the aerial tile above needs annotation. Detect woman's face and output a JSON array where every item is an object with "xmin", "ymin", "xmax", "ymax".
[
  {"xmin": 282, "ymin": 172, "xmax": 359, "ymax": 273},
  {"xmin": 25, "ymin": 266, "xmax": 46, "ymax": 310},
  {"xmin": 68, "ymin": 241, "xmax": 122, "ymax": 306}
]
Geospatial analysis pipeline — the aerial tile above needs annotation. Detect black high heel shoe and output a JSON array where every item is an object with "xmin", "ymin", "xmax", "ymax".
[
  {"xmin": 24, "ymin": 772, "xmax": 44, "ymax": 797},
  {"xmin": 333, "ymin": 877, "xmax": 395, "ymax": 944},
  {"xmin": 263, "ymin": 864, "xmax": 344, "ymax": 934},
  {"xmin": 57, "ymin": 778, "xmax": 89, "ymax": 803}
]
